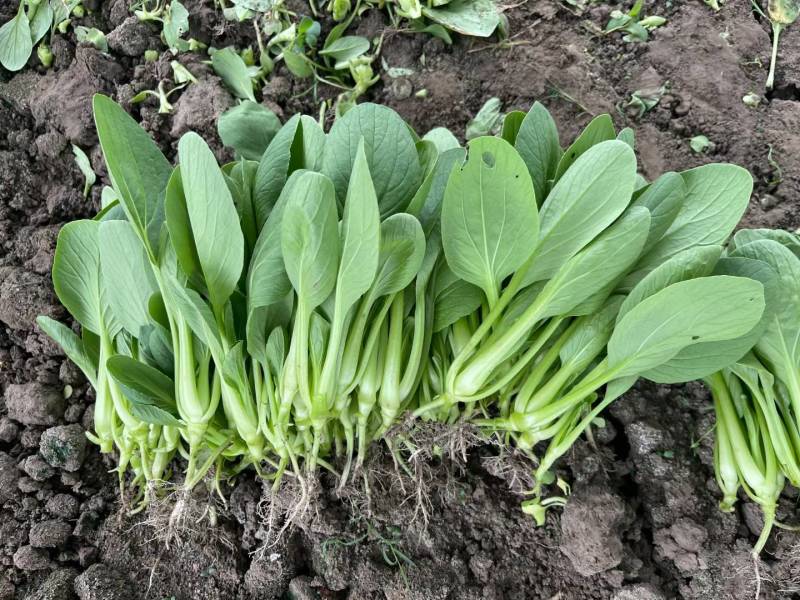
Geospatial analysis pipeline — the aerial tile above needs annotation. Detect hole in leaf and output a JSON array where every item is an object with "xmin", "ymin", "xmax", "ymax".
[{"xmin": 482, "ymin": 152, "xmax": 495, "ymax": 168}]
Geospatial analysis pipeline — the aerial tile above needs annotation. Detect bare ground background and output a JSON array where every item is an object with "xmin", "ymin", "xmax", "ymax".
[{"xmin": 1, "ymin": 1, "xmax": 800, "ymax": 598}]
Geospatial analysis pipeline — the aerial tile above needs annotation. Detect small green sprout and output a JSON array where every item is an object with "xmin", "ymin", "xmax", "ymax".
[
  {"xmin": 131, "ymin": 80, "xmax": 186, "ymax": 114},
  {"xmin": 690, "ymin": 134, "xmax": 714, "ymax": 153},
  {"xmin": 605, "ymin": 0, "xmax": 667, "ymax": 42},
  {"xmin": 71, "ymin": 144, "xmax": 96, "ymax": 198}
]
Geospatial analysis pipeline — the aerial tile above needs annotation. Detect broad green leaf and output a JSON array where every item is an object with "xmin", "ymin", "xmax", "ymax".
[
  {"xmin": 407, "ymin": 146, "xmax": 465, "ymax": 235},
  {"xmin": 538, "ymin": 206, "xmax": 650, "ymax": 319},
  {"xmin": 98, "ymin": 220, "xmax": 158, "ymax": 337},
  {"xmin": 423, "ymin": 0, "xmax": 500, "ymax": 37},
  {"xmin": 319, "ymin": 35, "xmax": 370, "ymax": 69},
  {"xmin": 441, "ymin": 136, "xmax": 538, "ymax": 302},
  {"xmin": 178, "ymin": 132, "xmax": 244, "ymax": 309},
  {"xmin": 211, "ymin": 47, "xmax": 256, "ymax": 102},
  {"xmin": 253, "ymin": 115, "xmax": 302, "ymax": 229},
  {"xmin": 635, "ymin": 164, "xmax": 752, "ymax": 271},
  {"xmin": 433, "ymin": 265, "xmax": 483, "ymax": 332},
  {"xmin": 608, "ymin": 276, "xmax": 765, "ymax": 377},
  {"xmin": 525, "ymin": 140, "xmax": 637, "ymax": 284},
  {"xmin": 553, "ymin": 114, "xmax": 616, "ymax": 181},
  {"xmin": 281, "ymin": 172, "xmax": 340, "ymax": 309},
  {"xmin": 52, "ymin": 220, "xmax": 118, "ymax": 336},
  {"xmin": 162, "ymin": 274, "xmax": 223, "ymax": 358},
  {"xmin": 226, "ymin": 159, "xmax": 260, "ymax": 254},
  {"xmin": 734, "ymin": 228, "xmax": 800, "ymax": 257},
  {"xmin": 370, "ymin": 213, "xmax": 426, "ymax": 298},
  {"xmin": 108, "ymin": 355, "xmax": 180, "ymax": 426},
  {"xmin": 107, "ymin": 355, "xmax": 175, "ymax": 405},
  {"xmin": 500, "ymin": 110, "xmax": 526, "ymax": 145},
  {"xmin": 139, "ymin": 323, "xmax": 174, "ymax": 376},
  {"xmin": 164, "ymin": 167, "xmax": 204, "ymax": 289},
  {"xmin": 0, "ymin": 6, "xmax": 32, "ymax": 72},
  {"xmin": 29, "ymin": 0, "xmax": 53, "ymax": 44},
  {"xmin": 335, "ymin": 140, "xmax": 381, "ymax": 313},
  {"xmin": 619, "ymin": 245, "xmax": 722, "ymax": 321},
  {"xmin": 515, "ymin": 102, "xmax": 561, "ymax": 205},
  {"xmin": 218, "ymin": 101, "xmax": 282, "ymax": 161},
  {"xmin": 617, "ymin": 127, "xmax": 635, "ymax": 149},
  {"xmin": 731, "ymin": 239, "xmax": 800, "ymax": 378},
  {"xmin": 630, "ymin": 171, "xmax": 685, "ymax": 254},
  {"xmin": 283, "ymin": 48, "xmax": 313, "ymax": 78},
  {"xmin": 36, "ymin": 316, "xmax": 98, "ymax": 386},
  {"xmin": 642, "ymin": 256, "xmax": 779, "ymax": 383},
  {"xmin": 247, "ymin": 171, "xmax": 308, "ymax": 316},
  {"xmin": 560, "ymin": 296, "xmax": 623, "ymax": 371},
  {"xmin": 93, "ymin": 95, "xmax": 172, "ymax": 257},
  {"xmin": 296, "ymin": 115, "xmax": 326, "ymax": 172},
  {"xmin": 422, "ymin": 127, "xmax": 461, "ymax": 153},
  {"xmin": 322, "ymin": 103, "xmax": 422, "ymax": 217}
]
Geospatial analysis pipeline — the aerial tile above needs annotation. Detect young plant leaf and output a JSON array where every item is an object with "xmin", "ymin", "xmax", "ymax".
[
  {"xmin": 515, "ymin": 102, "xmax": 562, "ymax": 204},
  {"xmin": 441, "ymin": 136, "xmax": 538, "ymax": 304},
  {"xmin": 635, "ymin": 164, "xmax": 752, "ymax": 271},
  {"xmin": 335, "ymin": 139, "xmax": 381, "ymax": 313},
  {"xmin": 553, "ymin": 114, "xmax": 616, "ymax": 181},
  {"xmin": 36, "ymin": 316, "xmax": 98, "ymax": 386},
  {"xmin": 322, "ymin": 103, "xmax": 422, "ymax": 217},
  {"xmin": 178, "ymin": 132, "xmax": 245, "ymax": 309},
  {"xmin": 525, "ymin": 140, "xmax": 637, "ymax": 284},
  {"xmin": 212, "ymin": 47, "xmax": 256, "ymax": 102},
  {"xmin": 608, "ymin": 276, "xmax": 765, "ymax": 377},
  {"xmin": 370, "ymin": 213, "xmax": 426, "ymax": 298},
  {"xmin": 281, "ymin": 172, "xmax": 340, "ymax": 310},
  {"xmin": 0, "ymin": 5, "xmax": 32, "ymax": 72},
  {"xmin": 98, "ymin": 220, "xmax": 158, "ymax": 337},
  {"xmin": 52, "ymin": 220, "xmax": 118, "ymax": 337},
  {"xmin": 218, "ymin": 101, "xmax": 282, "ymax": 161},
  {"xmin": 93, "ymin": 95, "xmax": 172, "ymax": 258}
]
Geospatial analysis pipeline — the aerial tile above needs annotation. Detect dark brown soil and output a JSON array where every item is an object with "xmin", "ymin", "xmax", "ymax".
[{"xmin": 2, "ymin": 1, "xmax": 800, "ymax": 599}]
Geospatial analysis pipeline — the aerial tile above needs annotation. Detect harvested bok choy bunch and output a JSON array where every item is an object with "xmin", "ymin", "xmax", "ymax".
[
  {"xmin": 39, "ymin": 95, "xmax": 773, "ymax": 530},
  {"xmin": 703, "ymin": 228, "xmax": 800, "ymax": 555}
]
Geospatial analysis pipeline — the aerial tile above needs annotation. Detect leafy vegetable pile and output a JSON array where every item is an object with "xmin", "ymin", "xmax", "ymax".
[
  {"xmin": 37, "ymin": 96, "xmax": 795, "ymax": 552},
  {"xmin": 705, "ymin": 228, "xmax": 800, "ymax": 554}
]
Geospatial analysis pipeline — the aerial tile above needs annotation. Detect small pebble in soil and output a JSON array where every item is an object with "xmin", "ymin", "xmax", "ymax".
[
  {"xmin": 39, "ymin": 424, "xmax": 88, "ymax": 472},
  {"xmin": 29, "ymin": 519, "xmax": 72, "ymax": 548},
  {"xmin": 0, "ymin": 453, "xmax": 21, "ymax": 502},
  {"xmin": 4, "ymin": 382, "xmax": 65, "ymax": 426}
]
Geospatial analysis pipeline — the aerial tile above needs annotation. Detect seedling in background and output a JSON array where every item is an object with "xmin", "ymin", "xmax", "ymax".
[
  {"xmin": 466, "ymin": 97, "xmax": 504, "ymax": 140},
  {"xmin": 0, "ymin": 0, "xmax": 82, "ymax": 71},
  {"xmin": 625, "ymin": 83, "xmax": 668, "ymax": 118},
  {"xmin": 751, "ymin": 0, "xmax": 799, "ymax": 89},
  {"xmin": 133, "ymin": 0, "xmax": 190, "ymax": 53},
  {"xmin": 131, "ymin": 80, "xmax": 187, "ymax": 114},
  {"xmin": 690, "ymin": 134, "xmax": 714, "ymax": 153},
  {"xmin": 72, "ymin": 144, "xmax": 95, "ymax": 198},
  {"xmin": 75, "ymin": 26, "xmax": 107, "ymax": 52},
  {"xmin": 605, "ymin": 0, "xmax": 666, "ymax": 42}
]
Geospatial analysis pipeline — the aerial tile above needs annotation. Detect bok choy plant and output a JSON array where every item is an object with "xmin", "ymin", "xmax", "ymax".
[
  {"xmin": 38, "ymin": 94, "xmax": 780, "ymax": 545},
  {"xmin": 702, "ymin": 228, "xmax": 800, "ymax": 555}
]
